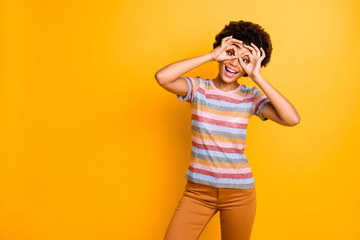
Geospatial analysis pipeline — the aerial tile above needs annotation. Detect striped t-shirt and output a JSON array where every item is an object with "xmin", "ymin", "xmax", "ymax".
[{"xmin": 177, "ymin": 76, "xmax": 270, "ymax": 189}]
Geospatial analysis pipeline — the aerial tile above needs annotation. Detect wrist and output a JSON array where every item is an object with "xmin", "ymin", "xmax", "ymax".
[
  {"xmin": 206, "ymin": 52, "xmax": 216, "ymax": 62},
  {"xmin": 251, "ymin": 73, "xmax": 264, "ymax": 82}
]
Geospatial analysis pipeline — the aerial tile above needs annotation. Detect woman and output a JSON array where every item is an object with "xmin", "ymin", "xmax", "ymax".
[{"xmin": 155, "ymin": 20, "xmax": 300, "ymax": 240}]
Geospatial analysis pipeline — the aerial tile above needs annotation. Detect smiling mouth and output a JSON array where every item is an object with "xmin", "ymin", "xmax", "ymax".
[{"xmin": 225, "ymin": 66, "xmax": 238, "ymax": 74}]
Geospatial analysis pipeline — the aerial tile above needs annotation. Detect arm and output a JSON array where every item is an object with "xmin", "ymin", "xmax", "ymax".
[
  {"xmin": 238, "ymin": 42, "xmax": 300, "ymax": 126},
  {"xmin": 154, "ymin": 53, "xmax": 214, "ymax": 99},
  {"xmin": 155, "ymin": 52, "xmax": 213, "ymax": 85},
  {"xmin": 253, "ymin": 75, "xmax": 300, "ymax": 126},
  {"xmin": 155, "ymin": 36, "xmax": 243, "ymax": 89}
]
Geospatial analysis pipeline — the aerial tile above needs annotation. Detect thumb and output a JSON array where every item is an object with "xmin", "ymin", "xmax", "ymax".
[{"xmin": 238, "ymin": 56, "xmax": 245, "ymax": 69}]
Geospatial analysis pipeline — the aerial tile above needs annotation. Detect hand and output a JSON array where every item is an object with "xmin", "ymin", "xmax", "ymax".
[
  {"xmin": 238, "ymin": 42, "xmax": 266, "ymax": 79},
  {"xmin": 210, "ymin": 36, "xmax": 243, "ymax": 61}
]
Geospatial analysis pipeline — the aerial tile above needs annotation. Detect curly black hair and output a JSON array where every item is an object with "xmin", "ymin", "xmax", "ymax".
[{"xmin": 213, "ymin": 20, "xmax": 273, "ymax": 77}]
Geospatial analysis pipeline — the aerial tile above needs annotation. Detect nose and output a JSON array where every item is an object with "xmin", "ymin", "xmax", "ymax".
[
  {"xmin": 232, "ymin": 48, "xmax": 250, "ymax": 66},
  {"xmin": 229, "ymin": 56, "xmax": 240, "ymax": 68}
]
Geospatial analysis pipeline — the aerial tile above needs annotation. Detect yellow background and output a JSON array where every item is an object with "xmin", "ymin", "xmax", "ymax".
[{"xmin": 1, "ymin": 0, "xmax": 359, "ymax": 239}]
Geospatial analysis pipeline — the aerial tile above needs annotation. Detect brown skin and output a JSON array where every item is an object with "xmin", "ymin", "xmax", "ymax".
[
  {"xmin": 210, "ymin": 36, "xmax": 300, "ymax": 126},
  {"xmin": 210, "ymin": 36, "xmax": 250, "ymax": 91},
  {"xmin": 155, "ymin": 35, "xmax": 300, "ymax": 126}
]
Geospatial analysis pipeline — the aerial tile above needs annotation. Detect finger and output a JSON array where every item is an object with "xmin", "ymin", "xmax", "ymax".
[
  {"xmin": 230, "ymin": 38, "xmax": 244, "ymax": 48},
  {"xmin": 240, "ymin": 52, "xmax": 251, "ymax": 58},
  {"xmin": 224, "ymin": 42, "xmax": 235, "ymax": 51},
  {"xmin": 260, "ymin": 47, "xmax": 266, "ymax": 60},
  {"xmin": 229, "ymin": 45, "xmax": 238, "ymax": 58},
  {"xmin": 221, "ymin": 36, "xmax": 233, "ymax": 46},
  {"xmin": 224, "ymin": 35, "xmax": 234, "ymax": 43},
  {"xmin": 243, "ymin": 44, "xmax": 256, "ymax": 56},
  {"xmin": 251, "ymin": 43, "xmax": 261, "ymax": 58},
  {"xmin": 231, "ymin": 41, "xmax": 244, "ymax": 50},
  {"xmin": 225, "ymin": 44, "xmax": 237, "ymax": 53},
  {"xmin": 233, "ymin": 45, "xmax": 243, "ymax": 59},
  {"xmin": 244, "ymin": 44, "xmax": 256, "ymax": 56},
  {"xmin": 234, "ymin": 45, "xmax": 244, "ymax": 58},
  {"xmin": 237, "ymin": 56, "xmax": 248, "ymax": 73},
  {"xmin": 231, "ymin": 45, "xmax": 238, "ymax": 58},
  {"xmin": 229, "ymin": 38, "xmax": 244, "ymax": 45},
  {"xmin": 233, "ymin": 45, "xmax": 249, "ymax": 57},
  {"xmin": 224, "ymin": 45, "xmax": 238, "ymax": 58},
  {"xmin": 231, "ymin": 43, "xmax": 244, "ymax": 56},
  {"xmin": 238, "ymin": 55, "xmax": 245, "ymax": 68},
  {"xmin": 240, "ymin": 51, "xmax": 253, "ymax": 63},
  {"xmin": 227, "ymin": 38, "xmax": 243, "ymax": 49},
  {"xmin": 238, "ymin": 52, "xmax": 251, "ymax": 64}
]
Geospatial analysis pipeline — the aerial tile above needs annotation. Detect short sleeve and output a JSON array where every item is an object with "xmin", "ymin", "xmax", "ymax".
[
  {"xmin": 252, "ymin": 88, "xmax": 271, "ymax": 121},
  {"xmin": 176, "ymin": 77, "xmax": 201, "ymax": 103}
]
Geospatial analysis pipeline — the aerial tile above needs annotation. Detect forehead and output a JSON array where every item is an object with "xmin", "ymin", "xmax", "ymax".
[
  {"xmin": 233, "ymin": 44, "xmax": 242, "ymax": 49},
  {"xmin": 232, "ymin": 44, "xmax": 250, "ymax": 54}
]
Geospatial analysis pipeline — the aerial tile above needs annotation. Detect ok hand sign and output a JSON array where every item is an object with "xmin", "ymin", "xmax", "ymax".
[
  {"xmin": 210, "ymin": 36, "xmax": 244, "ymax": 62},
  {"xmin": 237, "ymin": 42, "xmax": 266, "ymax": 79}
]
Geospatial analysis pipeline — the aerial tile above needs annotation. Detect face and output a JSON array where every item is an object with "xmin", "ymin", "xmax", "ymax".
[{"xmin": 218, "ymin": 46, "xmax": 250, "ymax": 83}]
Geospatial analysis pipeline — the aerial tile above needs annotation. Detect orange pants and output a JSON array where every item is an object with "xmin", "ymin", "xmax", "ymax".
[{"xmin": 164, "ymin": 180, "xmax": 257, "ymax": 240}]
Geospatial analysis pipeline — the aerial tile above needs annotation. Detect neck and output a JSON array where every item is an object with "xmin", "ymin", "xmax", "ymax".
[{"xmin": 213, "ymin": 75, "xmax": 240, "ymax": 91}]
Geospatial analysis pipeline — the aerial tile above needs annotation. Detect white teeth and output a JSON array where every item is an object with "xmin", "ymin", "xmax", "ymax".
[{"xmin": 226, "ymin": 66, "xmax": 237, "ymax": 73}]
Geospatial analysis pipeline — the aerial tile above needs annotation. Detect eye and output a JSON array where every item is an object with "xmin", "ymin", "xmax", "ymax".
[
  {"xmin": 227, "ymin": 50, "xmax": 235, "ymax": 56},
  {"xmin": 242, "ymin": 58, "xmax": 249, "ymax": 63}
]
